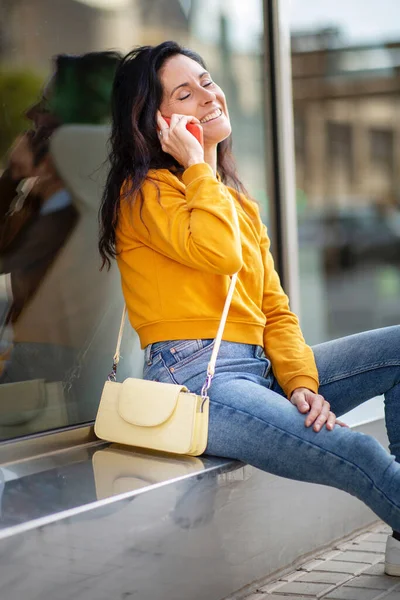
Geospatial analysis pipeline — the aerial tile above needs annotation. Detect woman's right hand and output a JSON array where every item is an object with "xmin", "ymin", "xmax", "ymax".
[{"xmin": 156, "ymin": 111, "xmax": 204, "ymax": 169}]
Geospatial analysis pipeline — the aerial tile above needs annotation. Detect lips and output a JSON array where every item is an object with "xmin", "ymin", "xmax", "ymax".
[{"xmin": 200, "ymin": 108, "xmax": 222, "ymax": 124}]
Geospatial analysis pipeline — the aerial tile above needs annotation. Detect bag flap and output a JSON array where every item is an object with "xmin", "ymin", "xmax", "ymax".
[{"xmin": 118, "ymin": 378, "xmax": 188, "ymax": 427}]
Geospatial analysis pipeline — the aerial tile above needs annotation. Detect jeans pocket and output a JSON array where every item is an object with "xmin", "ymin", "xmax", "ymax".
[
  {"xmin": 143, "ymin": 339, "xmax": 215, "ymax": 387},
  {"xmin": 160, "ymin": 339, "xmax": 215, "ymax": 388},
  {"xmin": 142, "ymin": 354, "xmax": 177, "ymax": 384},
  {"xmin": 168, "ymin": 339, "xmax": 215, "ymax": 369},
  {"xmin": 169, "ymin": 339, "xmax": 214, "ymax": 364}
]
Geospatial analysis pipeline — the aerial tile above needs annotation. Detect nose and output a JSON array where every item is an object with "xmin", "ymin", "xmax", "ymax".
[{"xmin": 199, "ymin": 86, "xmax": 217, "ymax": 104}]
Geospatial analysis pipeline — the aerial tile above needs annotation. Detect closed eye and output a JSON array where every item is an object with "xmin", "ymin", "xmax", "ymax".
[{"xmin": 178, "ymin": 81, "xmax": 214, "ymax": 100}]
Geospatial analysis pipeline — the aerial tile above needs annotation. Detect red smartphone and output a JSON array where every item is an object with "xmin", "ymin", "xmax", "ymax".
[{"xmin": 163, "ymin": 116, "xmax": 203, "ymax": 146}]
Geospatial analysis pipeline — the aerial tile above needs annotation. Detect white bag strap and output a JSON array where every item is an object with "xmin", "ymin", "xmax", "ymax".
[
  {"xmin": 108, "ymin": 273, "xmax": 238, "ymax": 400},
  {"xmin": 200, "ymin": 273, "xmax": 237, "ymax": 398}
]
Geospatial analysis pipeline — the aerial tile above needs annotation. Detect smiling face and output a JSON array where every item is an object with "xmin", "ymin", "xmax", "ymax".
[{"xmin": 158, "ymin": 54, "xmax": 231, "ymax": 147}]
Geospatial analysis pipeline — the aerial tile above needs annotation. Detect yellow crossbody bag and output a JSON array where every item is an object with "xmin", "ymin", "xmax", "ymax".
[{"xmin": 94, "ymin": 273, "xmax": 237, "ymax": 456}]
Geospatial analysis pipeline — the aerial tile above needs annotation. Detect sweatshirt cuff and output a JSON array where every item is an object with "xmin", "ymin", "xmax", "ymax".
[
  {"xmin": 182, "ymin": 162, "xmax": 215, "ymax": 186},
  {"xmin": 285, "ymin": 376, "xmax": 319, "ymax": 399}
]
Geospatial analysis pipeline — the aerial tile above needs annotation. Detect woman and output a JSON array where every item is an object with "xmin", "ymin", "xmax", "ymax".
[{"xmin": 99, "ymin": 41, "xmax": 400, "ymax": 574}]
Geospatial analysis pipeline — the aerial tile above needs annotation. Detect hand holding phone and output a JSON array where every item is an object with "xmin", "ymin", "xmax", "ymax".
[
  {"xmin": 163, "ymin": 116, "xmax": 203, "ymax": 147},
  {"xmin": 156, "ymin": 111, "xmax": 204, "ymax": 169}
]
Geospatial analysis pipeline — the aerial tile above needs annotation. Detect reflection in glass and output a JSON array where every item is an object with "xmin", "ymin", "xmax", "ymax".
[
  {"xmin": 0, "ymin": 51, "xmax": 122, "ymax": 438},
  {"xmin": 0, "ymin": 0, "xmax": 267, "ymax": 440},
  {"xmin": 291, "ymin": 9, "xmax": 400, "ymax": 344}
]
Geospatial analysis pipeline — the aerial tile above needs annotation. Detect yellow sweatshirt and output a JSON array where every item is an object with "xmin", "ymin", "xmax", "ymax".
[{"xmin": 116, "ymin": 162, "xmax": 319, "ymax": 397}]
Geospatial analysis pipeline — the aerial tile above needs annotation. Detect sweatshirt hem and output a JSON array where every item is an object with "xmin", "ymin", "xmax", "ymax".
[
  {"xmin": 285, "ymin": 376, "xmax": 320, "ymax": 399},
  {"xmin": 137, "ymin": 320, "xmax": 265, "ymax": 349}
]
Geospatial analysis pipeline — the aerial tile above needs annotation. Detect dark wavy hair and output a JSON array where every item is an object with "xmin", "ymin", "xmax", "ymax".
[{"xmin": 99, "ymin": 41, "xmax": 248, "ymax": 270}]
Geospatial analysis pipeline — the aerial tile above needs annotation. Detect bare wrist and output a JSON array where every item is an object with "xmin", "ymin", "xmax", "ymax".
[{"xmin": 186, "ymin": 156, "xmax": 205, "ymax": 169}]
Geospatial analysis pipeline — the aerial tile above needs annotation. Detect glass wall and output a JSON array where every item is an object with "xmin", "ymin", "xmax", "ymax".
[
  {"xmin": 0, "ymin": 0, "xmax": 267, "ymax": 440},
  {"xmin": 290, "ymin": 0, "xmax": 400, "ymax": 346}
]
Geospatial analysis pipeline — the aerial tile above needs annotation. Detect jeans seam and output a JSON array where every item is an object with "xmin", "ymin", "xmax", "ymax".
[
  {"xmin": 160, "ymin": 355, "xmax": 180, "ymax": 384},
  {"xmin": 262, "ymin": 361, "xmax": 272, "ymax": 379},
  {"xmin": 149, "ymin": 341, "xmax": 176, "ymax": 358},
  {"xmin": 210, "ymin": 399, "xmax": 400, "ymax": 511},
  {"xmin": 143, "ymin": 356, "xmax": 178, "ymax": 384},
  {"xmin": 168, "ymin": 341, "xmax": 215, "ymax": 372},
  {"xmin": 320, "ymin": 360, "xmax": 400, "ymax": 386}
]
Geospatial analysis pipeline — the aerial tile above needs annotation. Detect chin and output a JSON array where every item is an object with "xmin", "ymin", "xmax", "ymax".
[{"xmin": 206, "ymin": 124, "xmax": 232, "ymax": 145}]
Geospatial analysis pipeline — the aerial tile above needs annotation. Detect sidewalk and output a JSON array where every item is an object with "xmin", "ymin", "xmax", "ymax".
[{"xmin": 238, "ymin": 522, "xmax": 400, "ymax": 600}]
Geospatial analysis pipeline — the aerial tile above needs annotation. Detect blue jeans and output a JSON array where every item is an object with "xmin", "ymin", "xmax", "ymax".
[{"xmin": 143, "ymin": 326, "xmax": 400, "ymax": 530}]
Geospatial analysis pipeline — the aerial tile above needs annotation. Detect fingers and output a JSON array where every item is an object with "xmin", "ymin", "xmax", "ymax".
[
  {"xmin": 304, "ymin": 394, "xmax": 327, "ymax": 428},
  {"xmin": 311, "ymin": 401, "xmax": 330, "ymax": 432},
  {"xmin": 175, "ymin": 114, "xmax": 201, "ymax": 125},
  {"xmin": 292, "ymin": 396, "xmax": 310, "ymax": 413},
  {"xmin": 306, "ymin": 399, "xmax": 342, "ymax": 433},
  {"xmin": 169, "ymin": 113, "xmax": 200, "ymax": 124},
  {"xmin": 289, "ymin": 390, "xmax": 309, "ymax": 413},
  {"xmin": 156, "ymin": 112, "xmax": 190, "ymax": 143},
  {"xmin": 169, "ymin": 113, "xmax": 184, "ymax": 129},
  {"xmin": 325, "ymin": 411, "xmax": 336, "ymax": 431},
  {"xmin": 157, "ymin": 112, "xmax": 200, "ymax": 132},
  {"xmin": 303, "ymin": 395, "xmax": 339, "ymax": 433},
  {"xmin": 291, "ymin": 389, "xmax": 347, "ymax": 433},
  {"xmin": 156, "ymin": 111, "xmax": 204, "ymax": 168},
  {"xmin": 313, "ymin": 410, "xmax": 347, "ymax": 432},
  {"xmin": 291, "ymin": 390, "xmax": 332, "ymax": 432},
  {"xmin": 156, "ymin": 110, "xmax": 169, "ymax": 133}
]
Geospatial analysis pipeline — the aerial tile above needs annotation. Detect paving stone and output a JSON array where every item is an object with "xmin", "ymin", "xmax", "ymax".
[
  {"xmin": 300, "ymin": 559, "xmax": 326, "ymax": 572},
  {"xmin": 318, "ymin": 550, "xmax": 344, "ymax": 561},
  {"xmin": 375, "ymin": 525, "xmax": 391, "ymax": 534},
  {"xmin": 257, "ymin": 580, "xmax": 286, "ymax": 594},
  {"xmin": 378, "ymin": 591, "xmax": 400, "ymax": 600},
  {"xmin": 324, "ymin": 587, "xmax": 385, "ymax": 599},
  {"xmin": 296, "ymin": 571, "xmax": 351, "ymax": 585},
  {"xmin": 363, "ymin": 563, "xmax": 388, "ymax": 576},
  {"xmin": 344, "ymin": 574, "xmax": 397, "ymax": 590},
  {"xmin": 264, "ymin": 580, "xmax": 334, "ymax": 596},
  {"xmin": 266, "ymin": 596, "xmax": 313, "ymax": 600},
  {"xmin": 332, "ymin": 550, "xmax": 383, "ymax": 564},
  {"xmin": 337, "ymin": 536, "xmax": 369, "ymax": 550},
  {"xmin": 241, "ymin": 522, "xmax": 392, "ymax": 600},
  {"xmin": 313, "ymin": 560, "xmax": 370, "ymax": 575},
  {"xmin": 348, "ymin": 542, "xmax": 387, "ymax": 554},
  {"xmin": 367, "ymin": 534, "xmax": 389, "ymax": 543},
  {"xmin": 280, "ymin": 571, "xmax": 303, "ymax": 582},
  {"xmin": 352, "ymin": 533, "xmax": 371, "ymax": 542}
]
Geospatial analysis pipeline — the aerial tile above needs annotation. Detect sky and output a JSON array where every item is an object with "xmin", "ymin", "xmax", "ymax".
[
  {"xmin": 289, "ymin": 0, "xmax": 400, "ymax": 44},
  {"xmin": 193, "ymin": 0, "xmax": 400, "ymax": 53}
]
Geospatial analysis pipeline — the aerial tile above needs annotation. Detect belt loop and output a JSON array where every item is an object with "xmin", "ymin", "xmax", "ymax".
[{"xmin": 144, "ymin": 344, "xmax": 153, "ymax": 366}]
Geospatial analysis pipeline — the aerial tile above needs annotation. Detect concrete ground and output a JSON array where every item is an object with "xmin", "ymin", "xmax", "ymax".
[{"xmin": 236, "ymin": 522, "xmax": 400, "ymax": 600}]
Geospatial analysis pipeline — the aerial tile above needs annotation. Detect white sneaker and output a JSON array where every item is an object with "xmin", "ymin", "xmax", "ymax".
[{"xmin": 385, "ymin": 535, "xmax": 400, "ymax": 576}]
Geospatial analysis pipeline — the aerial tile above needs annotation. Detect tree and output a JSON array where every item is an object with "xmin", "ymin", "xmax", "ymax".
[{"xmin": 0, "ymin": 68, "xmax": 43, "ymax": 162}]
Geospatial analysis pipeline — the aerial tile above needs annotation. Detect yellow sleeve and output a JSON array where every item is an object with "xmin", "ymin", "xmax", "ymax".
[
  {"xmin": 260, "ymin": 224, "xmax": 319, "ymax": 397},
  {"xmin": 120, "ymin": 163, "xmax": 242, "ymax": 275}
]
